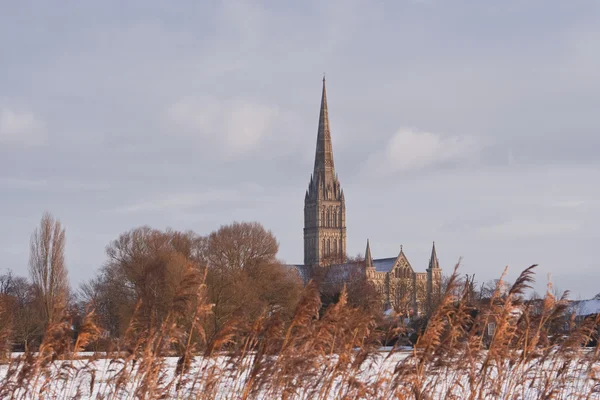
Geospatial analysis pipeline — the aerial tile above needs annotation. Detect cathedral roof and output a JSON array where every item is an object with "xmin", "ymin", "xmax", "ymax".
[
  {"xmin": 286, "ymin": 264, "xmax": 312, "ymax": 284},
  {"xmin": 368, "ymin": 244, "xmax": 414, "ymax": 273},
  {"xmin": 289, "ymin": 242, "xmax": 437, "ymax": 280},
  {"xmin": 285, "ymin": 263, "xmax": 365, "ymax": 285},
  {"xmin": 372, "ymin": 257, "xmax": 397, "ymax": 272}
]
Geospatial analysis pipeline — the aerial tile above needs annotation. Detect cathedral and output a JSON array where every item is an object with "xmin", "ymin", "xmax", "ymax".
[{"xmin": 294, "ymin": 78, "xmax": 442, "ymax": 315}]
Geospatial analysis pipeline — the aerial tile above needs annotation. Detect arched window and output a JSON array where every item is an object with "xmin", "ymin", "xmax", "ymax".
[
  {"xmin": 334, "ymin": 239, "xmax": 338, "ymax": 255},
  {"xmin": 326, "ymin": 209, "xmax": 330, "ymax": 227},
  {"xmin": 327, "ymin": 239, "xmax": 331, "ymax": 256},
  {"xmin": 322, "ymin": 239, "xmax": 326, "ymax": 257},
  {"xmin": 322, "ymin": 209, "xmax": 325, "ymax": 226}
]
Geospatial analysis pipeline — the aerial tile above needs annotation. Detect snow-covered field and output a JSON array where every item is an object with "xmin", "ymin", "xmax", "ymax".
[
  {"xmin": 1, "ymin": 350, "xmax": 599, "ymax": 399},
  {"xmin": 8, "ymin": 352, "xmax": 406, "ymax": 399}
]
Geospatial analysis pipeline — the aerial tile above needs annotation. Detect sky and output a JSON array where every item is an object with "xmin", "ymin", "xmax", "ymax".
[{"xmin": 1, "ymin": 0, "xmax": 599, "ymax": 298}]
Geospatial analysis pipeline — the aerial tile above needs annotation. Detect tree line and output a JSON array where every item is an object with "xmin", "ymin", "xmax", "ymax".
[
  {"xmin": 0, "ymin": 212, "xmax": 381, "ymax": 353},
  {"xmin": 2, "ymin": 212, "xmax": 579, "ymax": 356}
]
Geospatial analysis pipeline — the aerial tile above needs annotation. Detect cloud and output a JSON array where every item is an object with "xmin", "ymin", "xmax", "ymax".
[
  {"xmin": 0, "ymin": 177, "xmax": 47, "ymax": 190},
  {"xmin": 478, "ymin": 220, "xmax": 581, "ymax": 239},
  {"xmin": 111, "ymin": 183, "xmax": 265, "ymax": 214},
  {"xmin": 224, "ymin": 102, "xmax": 279, "ymax": 156},
  {"xmin": 363, "ymin": 128, "xmax": 481, "ymax": 176},
  {"xmin": 0, "ymin": 177, "xmax": 109, "ymax": 191},
  {"xmin": 113, "ymin": 192, "xmax": 217, "ymax": 214},
  {"xmin": 165, "ymin": 97, "xmax": 278, "ymax": 158},
  {"xmin": 551, "ymin": 200, "xmax": 586, "ymax": 209},
  {"xmin": 0, "ymin": 107, "xmax": 46, "ymax": 147}
]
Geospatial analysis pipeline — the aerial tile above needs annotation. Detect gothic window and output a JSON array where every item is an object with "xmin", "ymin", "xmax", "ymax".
[
  {"xmin": 322, "ymin": 239, "xmax": 326, "ymax": 257},
  {"xmin": 327, "ymin": 239, "xmax": 331, "ymax": 256},
  {"xmin": 321, "ymin": 209, "xmax": 325, "ymax": 226},
  {"xmin": 334, "ymin": 239, "xmax": 337, "ymax": 255}
]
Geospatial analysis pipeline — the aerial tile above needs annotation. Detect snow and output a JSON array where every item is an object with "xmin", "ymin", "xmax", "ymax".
[{"xmin": 1, "ymin": 350, "xmax": 599, "ymax": 399}]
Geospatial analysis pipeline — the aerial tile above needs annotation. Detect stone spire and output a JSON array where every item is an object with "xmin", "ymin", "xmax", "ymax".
[
  {"xmin": 365, "ymin": 239, "xmax": 373, "ymax": 268},
  {"xmin": 428, "ymin": 242, "xmax": 440, "ymax": 269},
  {"xmin": 313, "ymin": 77, "xmax": 335, "ymax": 179},
  {"xmin": 303, "ymin": 77, "xmax": 346, "ymax": 266}
]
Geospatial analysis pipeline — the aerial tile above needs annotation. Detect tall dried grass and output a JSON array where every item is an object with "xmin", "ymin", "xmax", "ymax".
[{"xmin": 1, "ymin": 264, "xmax": 599, "ymax": 399}]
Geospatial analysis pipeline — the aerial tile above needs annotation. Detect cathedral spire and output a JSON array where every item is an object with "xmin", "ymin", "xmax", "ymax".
[
  {"xmin": 365, "ymin": 239, "xmax": 373, "ymax": 268},
  {"xmin": 428, "ymin": 242, "xmax": 440, "ymax": 269},
  {"xmin": 304, "ymin": 77, "xmax": 346, "ymax": 267},
  {"xmin": 313, "ymin": 77, "xmax": 335, "ymax": 178}
]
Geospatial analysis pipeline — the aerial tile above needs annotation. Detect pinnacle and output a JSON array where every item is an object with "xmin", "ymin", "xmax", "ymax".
[
  {"xmin": 313, "ymin": 78, "xmax": 335, "ymax": 178},
  {"xmin": 365, "ymin": 239, "xmax": 373, "ymax": 268},
  {"xmin": 429, "ymin": 241, "xmax": 440, "ymax": 269}
]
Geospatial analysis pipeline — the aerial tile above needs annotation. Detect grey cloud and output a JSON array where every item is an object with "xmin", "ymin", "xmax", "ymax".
[
  {"xmin": 477, "ymin": 220, "xmax": 582, "ymax": 239},
  {"xmin": 0, "ymin": 107, "xmax": 46, "ymax": 147},
  {"xmin": 164, "ymin": 97, "xmax": 280, "ymax": 158},
  {"xmin": 0, "ymin": 177, "xmax": 110, "ymax": 192},
  {"xmin": 0, "ymin": 0, "xmax": 599, "ymax": 299},
  {"xmin": 361, "ymin": 128, "xmax": 483, "ymax": 177},
  {"xmin": 110, "ymin": 182, "xmax": 267, "ymax": 214}
]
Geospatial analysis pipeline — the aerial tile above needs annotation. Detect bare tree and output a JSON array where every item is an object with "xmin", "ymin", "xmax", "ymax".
[
  {"xmin": 99, "ymin": 226, "xmax": 204, "ymax": 335},
  {"xmin": 316, "ymin": 254, "xmax": 380, "ymax": 315},
  {"xmin": 29, "ymin": 212, "xmax": 69, "ymax": 325},
  {"xmin": 0, "ymin": 270, "xmax": 44, "ymax": 350},
  {"xmin": 0, "ymin": 270, "xmax": 16, "ymax": 295},
  {"xmin": 204, "ymin": 221, "xmax": 279, "ymax": 272},
  {"xmin": 203, "ymin": 222, "xmax": 302, "ymax": 336},
  {"xmin": 81, "ymin": 223, "xmax": 301, "ymax": 341},
  {"xmin": 11, "ymin": 277, "xmax": 42, "ymax": 351},
  {"xmin": 480, "ymin": 278, "xmax": 511, "ymax": 300}
]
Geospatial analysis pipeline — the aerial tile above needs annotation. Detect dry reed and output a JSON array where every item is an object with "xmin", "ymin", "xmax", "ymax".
[{"xmin": 1, "ymin": 264, "xmax": 599, "ymax": 399}]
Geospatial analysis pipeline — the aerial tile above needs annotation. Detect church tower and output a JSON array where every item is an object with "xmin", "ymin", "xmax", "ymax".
[
  {"xmin": 426, "ymin": 242, "xmax": 442, "ymax": 311},
  {"xmin": 304, "ymin": 78, "xmax": 347, "ymax": 266}
]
